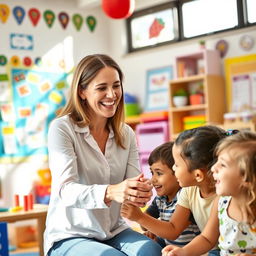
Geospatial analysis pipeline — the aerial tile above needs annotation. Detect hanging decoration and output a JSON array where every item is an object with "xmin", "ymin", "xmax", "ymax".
[
  {"xmin": 0, "ymin": 4, "xmax": 10, "ymax": 23},
  {"xmin": 0, "ymin": 55, "xmax": 7, "ymax": 66},
  {"xmin": 13, "ymin": 6, "xmax": 25, "ymax": 25},
  {"xmin": 10, "ymin": 56, "xmax": 21, "ymax": 66},
  {"xmin": 215, "ymin": 39, "xmax": 228, "ymax": 58},
  {"xmin": 43, "ymin": 10, "xmax": 55, "ymax": 28},
  {"xmin": 35, "ymin": 57, "xmax": 42, "ymax": 66},
  {"xmin": 28, "ymin": 8, "xmax": 41, "ymax": 26},
  {"xmin": 23, "ymin": 56, "xmax": 32, "ymax": 67},
  {"xmin": 102, "ymin": 0, "xmax": 135, "ymax": 19},
  {"xmin": 72, "ymin": 14, "xmax": 83, "ymax": 31},
  {"xmin": 239, "ymin": 35, "xmax": 254, "ymax": 51},
  {"xmin": 86, "ymin": 16, "xmax": 97, "ymax": 32},
  {"xmin": 58, "ymin": 12, "xmax": 69, "ymax": 29}
]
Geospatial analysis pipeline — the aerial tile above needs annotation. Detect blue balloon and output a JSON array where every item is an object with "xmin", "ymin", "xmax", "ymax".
[{"xmin": 13, "ymin": 6, "xmax": 25, "ymax": 25}]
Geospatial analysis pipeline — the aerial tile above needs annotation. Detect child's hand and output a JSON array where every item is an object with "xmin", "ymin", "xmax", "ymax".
[
  {"xmin": 162, "ymin": 245, "xmax": 186, "ymax": 256},
  {"xmin": 120, "ymin": 202, "xmax": 143, "ymax": 221},
  {"xmin": 143, "ymin": 230, "xmax": 157, "ymax": 240}
]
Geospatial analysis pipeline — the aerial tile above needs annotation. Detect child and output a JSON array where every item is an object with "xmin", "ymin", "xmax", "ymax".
[
  {"xmin": 141, "ymin": 141, "xmax": 200, "ymax": 247},
  {"xmin": 121, "ymin": 125, "xmax": 226, "ymax": 256},
  {"xmin": 162, "ymin": 130, "xmax": 256, "ymax": 256}
]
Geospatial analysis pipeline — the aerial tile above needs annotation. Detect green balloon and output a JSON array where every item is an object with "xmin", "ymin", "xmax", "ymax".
[
  {"xmin": 43, "ymin": 10, "xmax": 55, "ymax": 28},
  {"xmin": 72, "ymin": 14, "xmax": 83, "ymax": 31},
  {"xmin": 86, "ymin": 16, "xmax": 96, "ymax": 32}
]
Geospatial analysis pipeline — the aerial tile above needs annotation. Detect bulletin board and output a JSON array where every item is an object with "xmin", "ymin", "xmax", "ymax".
[
  {"xmin": 224, "ymin": 54, "xmax": 256, "ymax": 112},
  {"xmin": 0, "ymin": 67, "xmax": 68, "ymax": 163}
]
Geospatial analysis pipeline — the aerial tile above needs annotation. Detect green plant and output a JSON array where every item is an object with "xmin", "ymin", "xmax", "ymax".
[
  {"xmin": 199, "ymin": 39, "xmax": 205, "ymax": 46},
  {"xmin": 174, "ymin": 88, "xmax": 188, "ymax": 96}
]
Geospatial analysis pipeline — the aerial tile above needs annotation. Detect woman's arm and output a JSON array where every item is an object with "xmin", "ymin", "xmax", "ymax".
[
  {"xmin": 121, "ymin": 203, "xmax": 191, "ymax": 240},
  {"xmin": 162, "ymin": 197, "xmax": 220, "ymax": 256}
]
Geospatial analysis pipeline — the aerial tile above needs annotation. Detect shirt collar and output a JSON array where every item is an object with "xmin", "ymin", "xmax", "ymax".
[{"xmin": 74, "ymin": 123, "xmax": 115, "ymax": 139}]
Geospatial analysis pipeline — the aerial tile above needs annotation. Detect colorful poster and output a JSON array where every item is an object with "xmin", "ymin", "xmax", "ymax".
[{"xmin": 0, "ymin": 68, "xmax": 68, "ymax": 163}]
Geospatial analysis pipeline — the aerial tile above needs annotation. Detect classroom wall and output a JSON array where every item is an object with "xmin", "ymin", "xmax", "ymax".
[
  {"xmin": 0, "ymin": 0, "xmax": 256, "ymax": 206},
  {"xmin": 0, "ymin": 0, "xmax": 111, "ymax": 206}
]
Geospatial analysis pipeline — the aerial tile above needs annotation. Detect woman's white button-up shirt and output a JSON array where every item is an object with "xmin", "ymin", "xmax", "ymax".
[{"xmin": 44, "ymin": 115, "xmax": 140, "ymax": 255}]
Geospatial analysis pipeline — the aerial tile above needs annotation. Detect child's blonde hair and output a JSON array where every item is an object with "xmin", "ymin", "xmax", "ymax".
[{"xmin": 216, "ymin": 131, "xmax": 256, "ymax": 224}]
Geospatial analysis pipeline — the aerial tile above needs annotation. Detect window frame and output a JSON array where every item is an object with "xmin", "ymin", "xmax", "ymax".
[
  {"xmin": 126, "ymin": 2, "xmax": 179, "ymax": 53},
  {"xmin": 126, "ymin": 0, "xmax": 256, "ymax": 53}
]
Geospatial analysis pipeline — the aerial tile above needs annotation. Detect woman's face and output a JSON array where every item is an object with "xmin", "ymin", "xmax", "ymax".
[{"xmin": 80, "ymin": 66, "xmax": 122, "ymax": 120}]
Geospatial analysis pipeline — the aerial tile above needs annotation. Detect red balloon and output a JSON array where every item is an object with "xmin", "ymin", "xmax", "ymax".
[{"xmin": 102, "ymin": 0, "xmax": 135, "ymax": 19}]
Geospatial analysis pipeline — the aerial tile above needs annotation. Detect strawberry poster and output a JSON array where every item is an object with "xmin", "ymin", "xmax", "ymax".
[{"xmin": 128, "ymin": 5, "xmax": 177, "ymax": 50}]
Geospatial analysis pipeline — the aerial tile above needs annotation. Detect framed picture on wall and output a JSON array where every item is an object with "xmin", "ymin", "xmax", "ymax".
[{"xmin": 145, "ymin": 66, "xmax": 173, "ymax": 111}]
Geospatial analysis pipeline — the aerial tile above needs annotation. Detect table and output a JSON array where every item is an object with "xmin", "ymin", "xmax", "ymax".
[{"xmin": 0, "ymin": 204, "xmax": 48, "ymax": 256}]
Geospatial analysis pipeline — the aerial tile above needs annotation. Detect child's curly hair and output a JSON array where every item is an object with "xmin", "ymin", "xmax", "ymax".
[{"xmin": 216, "ymin": 130, "xmax": 256, "ymax": 225}]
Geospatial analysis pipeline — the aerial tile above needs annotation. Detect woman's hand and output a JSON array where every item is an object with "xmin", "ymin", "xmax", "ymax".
[
  {"xmin": 120, "ymin": 202, "xmax": 144, "ymax": 221},
  {"xmin": 162, "ymin": 245, "xmax": 186, "ymax": 256},
  {"xmin": 105, "ymin": 173, "xmax": 153, "ymax": 207}
]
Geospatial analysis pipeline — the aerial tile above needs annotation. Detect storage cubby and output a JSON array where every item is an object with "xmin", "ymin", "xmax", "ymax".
[
  {"xmin": 169, "ymin": 74, "xmax": 225, "ymax": 139},
  {"xmin": 175, "ymin": 49, "xmax": 221, "ymax": 78}
]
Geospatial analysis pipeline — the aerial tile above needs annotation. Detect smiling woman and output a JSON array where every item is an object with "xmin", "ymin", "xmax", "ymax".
[{"xmin": 44, "ymin": 54, "xmax": 163, "ymax": 256}]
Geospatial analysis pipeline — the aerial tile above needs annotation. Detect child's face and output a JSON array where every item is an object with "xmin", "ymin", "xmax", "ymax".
[
  {"xmin": 211, "ymin": 149, "xmax": 244, "ymax": 196},
  {"xmin": 150, "ymin": 160, "xmax": 180, "ymax": 200},
  {"xmin": 172, "ymin": 144, "xmax": 195, "ymax": 187}
]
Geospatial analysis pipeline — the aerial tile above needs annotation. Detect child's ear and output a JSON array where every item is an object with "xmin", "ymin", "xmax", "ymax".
[{"xmin": 193, "ymin": 169, "xmax": 204, "ymax": 183}]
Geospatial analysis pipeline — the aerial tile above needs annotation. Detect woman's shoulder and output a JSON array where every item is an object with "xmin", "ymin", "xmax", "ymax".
[
  {"xmin": 49, "ymin": 115, "xmax": 73, "ymax": 131},
  {"xmin": 122, "ymin": 123, "xmax": 136, "ymax": 136}
]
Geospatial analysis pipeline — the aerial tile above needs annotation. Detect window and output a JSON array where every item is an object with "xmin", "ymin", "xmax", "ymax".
[
  {"xmin": 127, "ymin": 2, "xmax": 178, "ymax": 52},
  {"xmin": 246, "ymin": 0, "xmax": 256, "ymax": 24},
  {"xmin": 182, "ymin": 0, "xmax": 238, "ymax": 38},
  {"xmin": 126, "ymin": 0, "xmax": 256, "ymax": 53}
]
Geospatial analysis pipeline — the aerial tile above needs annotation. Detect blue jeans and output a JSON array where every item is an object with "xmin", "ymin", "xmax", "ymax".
[
  {"xmin": 48, "ymin": 228, "xmax": 162, "ymax": 256},
  {"xmin": 208, "ymin": 249, "xmax": 220, "ymax": 256}
]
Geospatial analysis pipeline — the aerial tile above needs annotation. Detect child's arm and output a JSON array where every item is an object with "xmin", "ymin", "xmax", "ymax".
[
  {"xmin": 235, "ymin": 254, "xmax": 255, "ymax": 256},
  {"xmin": 162, "ymin": 197, "xmax": 220, "ymax": 256},
  {"xmin": 121, "ymin": 202, "xmax": 191, "ymax": 240}
]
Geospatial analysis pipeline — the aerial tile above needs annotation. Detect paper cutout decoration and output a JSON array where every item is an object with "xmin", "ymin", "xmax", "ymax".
[
  {"xmin": 86, "ymin": 16, "xmax": 97, "ymax": 32},
  {"xmin": 13, "ymin": 6, "xmax": 25, "ymax": 25},
  {"xmin": 149, "ymin": 18, "xmax": 165, "ymax": 39},
  {"xmin": 0, "ymin": 4, "xmax": 10, "ymax": 23},
  {"xmin": 0, "ymin": 55, "xmax": 7, "ymax": 66},
  {"xmin": 72, "ymin": 14, "xmax": 83, "ymax": 31},
  {"xmin": 239, "ymin": 35, "xmax": 254, "ymax": 51},
  {"xmin": 23, "ymin": 57, "xmax": 32, "ymax": 67},
  {"xmin": 10, "ymin": 56, "xmax": 21, "ymax": 66},
  {"xmin": 102, "ymin": 0, "xmax": 135, "ymax": 19},
  {"xmin": 28, "ymin": 8, "xmax": 40, "ymax": 26},
  {"xmin": 43, "ymin": 10, "xmax": 55, "ymax": 28},
  {"xmin": 58, "ymin": 12, "xmax": 69, "ymax": 29},
  {"xmin": 35, "ymin": 57, "xmax": 42, "ymax": 66},
  {"xmin": 215, "ymin": 39, "xmax": 228, "ymax": 58}
]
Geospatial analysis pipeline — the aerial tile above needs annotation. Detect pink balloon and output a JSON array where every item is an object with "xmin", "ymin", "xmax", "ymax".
[{"xmin": 102, "ymin": 0, "xmax": 135, "ymax": 19}]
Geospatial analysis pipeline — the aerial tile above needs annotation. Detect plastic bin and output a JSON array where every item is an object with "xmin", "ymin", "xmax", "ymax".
[{"xmin": 136, "ymin": 121, "xmax": 169, "ymax": 153}]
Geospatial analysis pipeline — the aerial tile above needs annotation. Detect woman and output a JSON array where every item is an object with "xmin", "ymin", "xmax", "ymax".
[{"xmin": 44, "ymin": 54, "xmax": 162, "ymax": 256}]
